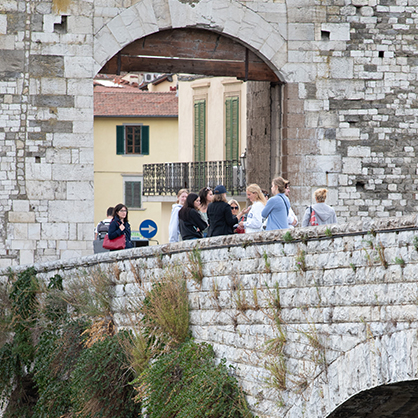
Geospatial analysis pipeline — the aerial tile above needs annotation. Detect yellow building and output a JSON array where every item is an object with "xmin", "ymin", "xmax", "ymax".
[
  {"xmin": 177, "ymin": 76, "xmax": 247, "ymax": 164},
  {"xmin": 94, "ymin": 78, "xmax": 178, "ymax": 245}
]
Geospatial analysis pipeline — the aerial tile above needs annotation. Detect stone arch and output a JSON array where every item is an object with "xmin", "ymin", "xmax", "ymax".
[
  {"xmin": 92, "ymin": 0, "xmax": 287, "ymax": 80},
  {"xmin": 286, "ymin": 329, "xmax": 418, "ymax": 418}
]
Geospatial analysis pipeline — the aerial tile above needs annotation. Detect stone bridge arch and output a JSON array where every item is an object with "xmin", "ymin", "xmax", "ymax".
[
  {"xmin": 92, "ymin": 0, "xmax": 289, "ymax": 187},
  {"xmin": 288, "ymin": 329, "xmax": 418, "ymax": 418},
  {"xmin": 92, "ymin": 0, "xmax": 287, "ymax": 79}
]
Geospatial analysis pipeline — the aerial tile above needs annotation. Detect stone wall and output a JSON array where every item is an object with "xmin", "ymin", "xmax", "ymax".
[
  {"xmin": 1, "ymin": 0, "xmax": 418, "ymax": 273},
  {"xmin": 0, "ymin": 0, "xmax": 95, "ymax": 267},
  {"xmin": 278, "ymin": 0, "xmax": 418, "ymax": 222},
  {"xmin": 3, "ymin": 216, "xmax": 418, "ymax": 417}
]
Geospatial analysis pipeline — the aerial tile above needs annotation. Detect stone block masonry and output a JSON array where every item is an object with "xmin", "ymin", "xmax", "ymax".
[
  {"xmin": 2, "ymin": 216, "xmax": 418, "ymax": 418},
  {"xmin": 0, "ymin": 0, "xmax": 95, "ymax": 267},
  {"xmin": 1, "ymin": 0, "xmax": 418, "ymax": 272}
]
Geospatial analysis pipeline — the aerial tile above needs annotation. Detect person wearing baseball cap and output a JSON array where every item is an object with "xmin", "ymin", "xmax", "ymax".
[{"xmin": 207, "ymin": 185, "xmax": 248, "ymax": 237}]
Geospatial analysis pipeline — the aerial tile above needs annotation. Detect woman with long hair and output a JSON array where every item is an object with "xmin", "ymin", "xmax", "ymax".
[
  {"xmin": 178, "ymin": 193, "xmax": 208, "ymax": 240},
  {"xmin": 238, "ymin": 184, "xmax": 266, "ymax": 233},
  {"xmin": 168, "ymin": 188, "xmax": 188, "ymax": 242},
  {"xmin": 261, "ymin": 177, "xmax": 291, "ymax": 230},
  {"xmin": 107, "ymin": 203, "xmax": 133, "ymax": 249},
  {"xmin": 198, "ymin": 186, "xmax": 213, "ymax": 237}
]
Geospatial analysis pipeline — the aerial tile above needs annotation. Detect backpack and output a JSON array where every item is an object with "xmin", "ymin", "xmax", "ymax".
[
  {"xmin": 96, "ymin": 221, "xmax": 110, "ymax": 240},
  {"xmin": 309, "ymin": 206, "xmax": 318, "ymax": 226}
]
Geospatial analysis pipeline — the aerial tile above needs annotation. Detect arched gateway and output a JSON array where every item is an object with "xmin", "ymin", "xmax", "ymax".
[
  {"xmin": 2, "ymin": 2, "xmax": 418, "ymax": 414},
  {"xmin": 1, "ymin": 0, "xmax": 291, "ymax": 267},
  {"xmin": 93, "ymin": 1, "xmax": 289, "ymax": 195}
]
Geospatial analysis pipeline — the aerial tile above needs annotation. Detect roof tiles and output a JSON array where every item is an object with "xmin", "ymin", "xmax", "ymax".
[{"xmin": 94, "ymin": 85, "xmax": 178, "ymax": 118}]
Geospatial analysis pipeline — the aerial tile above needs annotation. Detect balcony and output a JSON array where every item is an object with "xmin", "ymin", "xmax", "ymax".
[{"xmin": 143, "ymin": 160, "xmax": 246, "ymax": 196}]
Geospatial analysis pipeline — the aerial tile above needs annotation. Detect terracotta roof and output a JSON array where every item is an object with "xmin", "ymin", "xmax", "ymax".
[{"xmin": 94, "ymin": 85, "xmax": 178, "ymax": 118}]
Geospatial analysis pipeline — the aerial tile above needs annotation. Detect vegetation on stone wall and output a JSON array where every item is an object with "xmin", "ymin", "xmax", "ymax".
[
  {"xmin": 129, "ymin": 266, "xmax": 253, "ymax": 417},
  {"xmin": 0, "ymin": 266, "xmax": 253, "ymax": 418}
]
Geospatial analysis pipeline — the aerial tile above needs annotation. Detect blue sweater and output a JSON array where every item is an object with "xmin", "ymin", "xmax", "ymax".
[{"xmin": 261, "ymin": 193, "xmax": 290, "ymax": 231}]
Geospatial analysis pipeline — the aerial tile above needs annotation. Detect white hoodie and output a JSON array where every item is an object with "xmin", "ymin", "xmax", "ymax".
[
  {"xmin": 168, "ymin": 203, "xmax": 182, "ymax": 242},
  {"xmin": 244, "ymin": 201, "xmax": 265, "ymax": 233}
]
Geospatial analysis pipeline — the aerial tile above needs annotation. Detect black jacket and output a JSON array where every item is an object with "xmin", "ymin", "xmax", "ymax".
[
  {"xmin": 207, "ymin": 201, "xmax": 238, "ymax": 237},
  {"xmin": 179, "ymin": 208, "xmax": 208, "ymax": 240},
  {"xmin": 108, "ymin": 217, "xmax": 133, "ymax": 249}
]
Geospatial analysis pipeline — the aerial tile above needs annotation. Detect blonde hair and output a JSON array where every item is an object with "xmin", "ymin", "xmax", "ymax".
[
  {"xmin": 272, "ymin": 177, "xmax": 287, "ymax": 194},
  {"xmin": 246, "ymin": 184, "xmax": 267, "ymax": 205},
  {"xmin": 314, "ymin": 188, "xmax": 327, "ymax": 203},
  {"xmin": 176, "ymin": 188, "xmax": 188, "ymax": 203},
  {"xmin": 228, "ymin": 199, "xmax": 240, "ymax": 211}
]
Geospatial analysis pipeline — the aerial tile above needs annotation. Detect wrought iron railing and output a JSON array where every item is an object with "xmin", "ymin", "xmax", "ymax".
[{"xmin": 143, "ymin": 160, "xmax": 246, "ymax": 196}]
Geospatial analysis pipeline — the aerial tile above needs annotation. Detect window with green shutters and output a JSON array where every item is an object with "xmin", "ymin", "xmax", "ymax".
[
  {"xmin": 225, "ymin": 97, "xmax": 239, "ymax": 161},
  {"xmin": 194, "ymin": 100, "xmax": 206, "ymax": 162},
  {"xmin": 125, "ymin": 181, "xmax": 142, "ymax": 208},
  {"xmin": 116, "ymin": 125, "xmax": 149, "ymax": 155}
]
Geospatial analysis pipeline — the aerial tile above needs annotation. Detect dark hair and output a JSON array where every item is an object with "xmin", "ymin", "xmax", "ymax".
[
  {"xmin": 198, "ymin": 187, "xmax": 211, "ymax": 207},
  {"xmin": 113, "ymin": 203, "xmax": 129, "ymax": 222},
  {"xmin": 106, "ymin": 207, "xmax": 114, "ymax": 217},
  {"xmin": 179, "ymin": 193, "xmax": 199, "ymax": 221}
]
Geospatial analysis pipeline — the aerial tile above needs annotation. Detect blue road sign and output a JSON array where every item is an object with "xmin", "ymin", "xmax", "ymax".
[{"xmin": 139, "ymin": 219, "xmax": 158, "ymax": 239}]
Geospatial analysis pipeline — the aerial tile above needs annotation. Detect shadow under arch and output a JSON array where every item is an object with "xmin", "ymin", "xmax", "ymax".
[
  {"xmin": 286, "ymin": 329, "xmax": 418, "ymax": 418},
  {"xmin": 326, "ymin": 381, "xmax": 418, "ymax": 417},
  {"xmin": 99, "ymin": 28, "xmax": 282, "ymax": 83},
  {"xmin": 92, "ymin": 0, "xmax": 287, "ymax": 80}
]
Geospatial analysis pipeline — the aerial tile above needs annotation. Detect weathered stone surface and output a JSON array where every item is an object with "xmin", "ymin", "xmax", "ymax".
[
  {"xmin": 1, "ymin": 0, "xmax": 418, "ymax": 311},
  {"xmin": 1, "ymin": 217, "xmax": 418, "ymax": 418}
]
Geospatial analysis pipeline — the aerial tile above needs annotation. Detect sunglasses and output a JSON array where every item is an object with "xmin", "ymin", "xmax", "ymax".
[{"xmin": 231, "ymin": 206, "xmax": 239, "ymax": 210}]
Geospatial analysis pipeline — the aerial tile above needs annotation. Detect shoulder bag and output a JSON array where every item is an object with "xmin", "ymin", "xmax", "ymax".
[{"xmin": 102, "ymin": 233, "xmax": 126, "ymax": 250}]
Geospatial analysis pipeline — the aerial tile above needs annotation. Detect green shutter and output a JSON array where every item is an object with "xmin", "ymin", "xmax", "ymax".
[
  {"xmin": 125, "ymin": 181, "xmax": 132, "ymax": 206},
  {"xmin": 225, "ymin": 97, "xmax": 239, "ymax": 161},
  {"xmin": 141, "ymin": 125, "xmax": 149, "ymax": 155},
  {"xmin": 116, "ymin": 125, "xmax": 125, "ymax": 155},
  {"xmin": 133, "ymin": 181, "xmax": 141, "ymax": 207},
  {"xmin": 194, "ymin": 100, "xmax": 206, "ymax": 162},
  {"xmin": 125, "ymin": 181, "xmax": 142, "ymax": 208}
]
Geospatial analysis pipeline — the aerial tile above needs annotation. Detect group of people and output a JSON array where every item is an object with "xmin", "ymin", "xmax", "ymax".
[
  {"xmin": 168, "ymin": 177, "xmax": 337, "ymax": 242},
  {"xmin": 95, "ymin": 178, "xmax": 338, "ymax": 251}
]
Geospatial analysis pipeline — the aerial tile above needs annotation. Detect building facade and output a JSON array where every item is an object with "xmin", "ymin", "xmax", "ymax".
[{"xmin": 94, "ymin": 78, "xmax": 178, "ymax": 245}]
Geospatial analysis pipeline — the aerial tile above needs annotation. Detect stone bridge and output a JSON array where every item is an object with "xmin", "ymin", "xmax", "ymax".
[{"xmin": 2, "ymin": 216, "xmax": 418, "ymax": 418}]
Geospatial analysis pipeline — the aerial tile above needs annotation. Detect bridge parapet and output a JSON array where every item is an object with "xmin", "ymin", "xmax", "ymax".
[{"xmin": 1, "ymin": 215, "xmax": 418, "ymax": 417}]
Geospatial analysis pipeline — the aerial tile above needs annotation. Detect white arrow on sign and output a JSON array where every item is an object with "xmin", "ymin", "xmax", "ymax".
[{"xmin": 141, "ymin": 225, "xmax": 156, "ymax": 233}]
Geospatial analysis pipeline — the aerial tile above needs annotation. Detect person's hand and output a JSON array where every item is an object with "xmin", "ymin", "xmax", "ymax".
[
  {"xmin": 292, "ymin": 219, "xmax": 297, "ymax": 226},
  {"xmin": 238, "ymin": 221, "xmax": 244, "ymax": 228},
  {"xmin": 238, "ymin": 207, "xmax": 250, "ymax": 218},
  {"xmin": 119, "ymin": 224, "xmax": 125, "ymax": 231}
]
